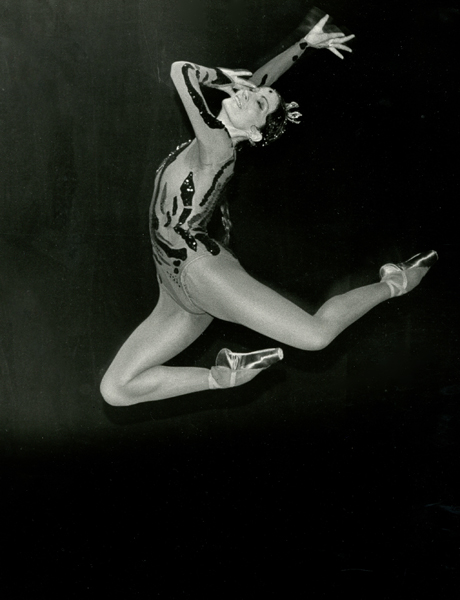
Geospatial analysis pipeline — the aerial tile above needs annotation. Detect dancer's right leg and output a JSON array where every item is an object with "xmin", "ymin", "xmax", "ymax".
[
  {"xmin": 100, "ymin": 287, "xmax": 213, "ymax": 405},
  {"xmin": 182, "ymin": 255, "xmax": 429, "ymax": 351}
]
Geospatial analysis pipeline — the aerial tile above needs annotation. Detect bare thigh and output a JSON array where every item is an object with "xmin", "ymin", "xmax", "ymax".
[
  {"xmin": 104, "ymin": 286, "xmax": 214, "ymax": 385},
  {"xmin": 183, "ymin": 255, "xmax": 324, "ymax": 350}
]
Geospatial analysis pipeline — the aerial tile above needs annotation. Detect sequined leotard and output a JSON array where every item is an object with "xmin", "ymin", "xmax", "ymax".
[{"xmin": 149, "ymin": 37, "xmax": 312, "ymax": 314}]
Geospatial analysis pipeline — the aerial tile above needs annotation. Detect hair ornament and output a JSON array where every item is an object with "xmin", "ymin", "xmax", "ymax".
[
  {"xmin": 285, "ymin": 101, "xmax": 302, "ymax": 124},
  {"xmin": 259, "ymin": 93, "xmax": 302, "ymax": 146}
]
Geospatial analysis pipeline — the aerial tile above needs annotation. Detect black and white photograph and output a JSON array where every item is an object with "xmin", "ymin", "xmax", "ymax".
[{"xmin": 1, "ymin": 0, "xmax": 459, "ymax": 596}]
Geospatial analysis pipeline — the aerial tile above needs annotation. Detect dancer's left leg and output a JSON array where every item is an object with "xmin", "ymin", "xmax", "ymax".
[{"xmin": 100, "ymin": 287, "xmax": 214, "ymax": 405}]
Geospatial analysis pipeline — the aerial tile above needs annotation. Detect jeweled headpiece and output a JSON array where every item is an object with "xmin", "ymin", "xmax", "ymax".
[
  {"xmin": 285, "ymin": 101, "xmax": 302, "ymax": 124},
  {"xmin": 260, "ymin": 96, "xmax": 302, "ymax": 146}
]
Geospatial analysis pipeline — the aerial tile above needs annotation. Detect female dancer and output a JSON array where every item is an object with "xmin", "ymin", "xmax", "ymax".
[{"xmin": 101, "ymin": 15, "xmax": 437, "ymax": 406}]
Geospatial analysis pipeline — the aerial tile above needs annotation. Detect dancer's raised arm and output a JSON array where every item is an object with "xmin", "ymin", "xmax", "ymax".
[{"xmin": 251, "ymin": 14, "xmax": 355, "ymax": 87}]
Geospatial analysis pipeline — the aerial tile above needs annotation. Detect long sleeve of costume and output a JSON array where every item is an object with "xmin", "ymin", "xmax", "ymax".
[
  {"xmin": 170, "ymin": 62, "xmax": 233, "ymax": 163},
  {"xmin": 250, "ymin": 36, "xmax": 311, "ymax": 88}
]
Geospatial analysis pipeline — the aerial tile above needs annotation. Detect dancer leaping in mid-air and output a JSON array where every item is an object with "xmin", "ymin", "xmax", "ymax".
[{"xmin": 100, "ymin": 13, "xmax": 437, "ymax": 406}]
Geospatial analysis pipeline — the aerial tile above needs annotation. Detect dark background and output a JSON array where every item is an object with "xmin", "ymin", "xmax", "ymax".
[{"xmin": 1, "ymin": 0, "xmax": 459, "ymax": 597}]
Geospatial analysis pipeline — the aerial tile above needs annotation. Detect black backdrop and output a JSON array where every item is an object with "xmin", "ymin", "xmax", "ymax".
[{"xmin": 1, "ymin": 1, "xmax": 459, "ymax": 597}]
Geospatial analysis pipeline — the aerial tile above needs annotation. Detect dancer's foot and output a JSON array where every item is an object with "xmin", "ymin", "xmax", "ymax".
[
  {"xmin": 209, "ymin": 347, "xmax": 283, "ymax": 389},
  {"xmin": 380, "ymin": 250, "xmax": 438, "ymax": 297}
]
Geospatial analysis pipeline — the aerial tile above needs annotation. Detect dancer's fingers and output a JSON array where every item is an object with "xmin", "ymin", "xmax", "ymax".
[
  {"xmin": 235, "ymin": 78, "xmax": 257, "ymax": 89},
  {"xmin": 327, "ymin": 32, "xmax": 347, "ymax": 39},
  {"xmin": 328, "ymin": 47, "xmax": 344, "ymax": 59},
  {"xmin": 339, "ymin": 34, "xmax": 355, "ymax": 43},
  {"xmin": 331, "ymin": 44, "xmax": 352, "ymax": 52},
  {"xmin": 230, "ymin": 69, "xmax": 253, "ymax": 78}
]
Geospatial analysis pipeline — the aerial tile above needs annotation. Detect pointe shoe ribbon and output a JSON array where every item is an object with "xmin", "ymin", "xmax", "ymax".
[
  {"xmin": 215, "ymin": 347, "xmax": 284, "ymax": 370},
  {"xmin": 380, "ymin": 250, "xmax": 438, "ymax": 298},
  {"xmin": 380, "ymin": 267, "xmax": 408, "ymax": 297},
  {"xmin": 209, "ymin": 347, "xmax": 284, "ymax": 389}
]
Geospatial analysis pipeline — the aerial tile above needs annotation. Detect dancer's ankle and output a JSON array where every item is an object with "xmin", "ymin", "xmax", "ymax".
[
  {"xmin": 208, "ymin": 369, "xmax": 224, "ymax": 389},
  {"xmin": 209, "ymin": 365, "xmax": 263, "ymax": 389},
  {"xmin": 382, "ymin": 272, "xmax": 407, "ymax": 298}
]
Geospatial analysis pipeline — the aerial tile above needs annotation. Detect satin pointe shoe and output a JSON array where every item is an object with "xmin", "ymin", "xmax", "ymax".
[
  {"xmin": 216, "ymin": 347, "xmax": 284, "ymax": 370},
  {"xmin": 209, "ymin": 347, "xmax": 283, "ymax": 389},
  {"xmin": 380, "ymin": 250, "xmax": 438, "ymax": 297}
]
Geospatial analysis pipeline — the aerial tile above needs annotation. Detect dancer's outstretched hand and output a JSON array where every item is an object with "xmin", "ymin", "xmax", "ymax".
[
  {"xmin": 215, "ymin": 68, "xmax": 258, "ymax": 97},
  {"xmin": 304, "ymin": 14, "xmax": 355, "ymax": 59}
]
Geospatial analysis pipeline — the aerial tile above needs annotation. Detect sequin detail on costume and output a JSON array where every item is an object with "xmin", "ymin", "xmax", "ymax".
[
  {"xmin": 199, "ymin": 159, "xmax": 233, "ymax": 207},
  {"xmin": 183, "ymin": 64, "xmax": 226, "ymax": 130},
  {"xmin": 180, "ymin": 172, "xmax": 194, "ymax": 205},
  {"xmin": 174, "ymin": 226, "xmax": 197, "ymax": 252},
  {"xmin": 174, "ymin": 172, "xmax": 197, "ymax": 251},
  {"xmin": 195, "ymin": 233, "xmax": 220, "ymax": 255},
  {"xmin": 155, "ymin": 139, "xmax": 192, "ymax": 176},
  {"xmin": 151, "ymin": 140, "xmax": 193, "ymax": 237},
  {"xmin": 155, "ymin": 236, "xmax": 187, "ymax": 262}
]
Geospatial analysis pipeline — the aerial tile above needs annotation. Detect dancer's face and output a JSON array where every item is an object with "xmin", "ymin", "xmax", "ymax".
[{"xmin": 221, "ymin": 87, "xmax": 280, "ymax": 135}]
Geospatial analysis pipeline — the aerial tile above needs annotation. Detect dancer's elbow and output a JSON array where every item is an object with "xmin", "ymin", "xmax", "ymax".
[{"xmin": 170, "ymin": 61, "xmax": 188, "ymax": 79}]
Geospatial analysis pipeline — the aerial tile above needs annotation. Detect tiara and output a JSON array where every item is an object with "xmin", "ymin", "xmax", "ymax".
[
  {"xmin": 260, "ymin": 100, "xmax": 302, "ymax": 146},
  {"xmin": 285, "ymin": 101, "xmax": 302, "ymax": 124}
]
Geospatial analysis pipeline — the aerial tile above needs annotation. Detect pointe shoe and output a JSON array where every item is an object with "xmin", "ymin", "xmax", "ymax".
[
  {"xmin": 216, "ymin": 347, "xmax": 283, "ymax": 370},
  {"xmin": 380, "ymin": 250, "xmax": 438, "ymax": 297},
  {"xmin": 209, "ymin": 347, "xmax": 283, "ymax": 389},
  {"xmin": 380, "ymin": 250, "xmax": 438, "ymax": 279}
]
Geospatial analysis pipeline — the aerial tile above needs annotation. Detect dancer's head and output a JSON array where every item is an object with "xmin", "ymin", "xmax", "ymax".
[{"xmin": 219, "ymin": 87, "xmax": 301, "ymax": 147}]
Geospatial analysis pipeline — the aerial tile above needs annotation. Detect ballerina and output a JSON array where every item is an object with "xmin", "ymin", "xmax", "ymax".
[{"xmin": 100, "ymin": 14, "xmax": 437, "ymax": 405}]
